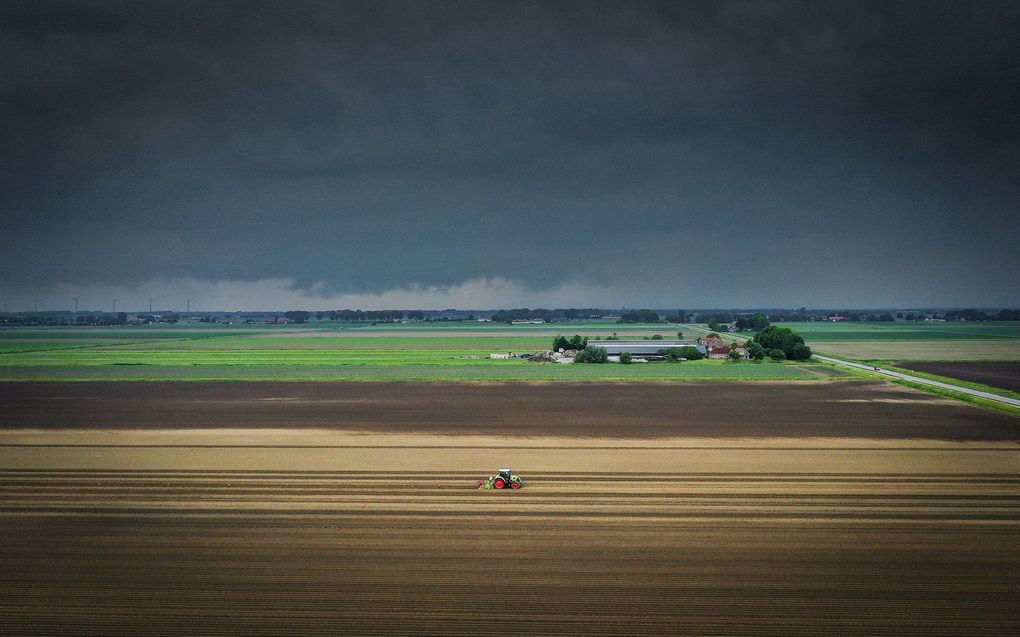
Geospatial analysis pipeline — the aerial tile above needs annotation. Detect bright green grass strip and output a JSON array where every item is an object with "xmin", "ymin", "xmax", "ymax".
[
  {"xmin": 0, "ymin": 347, "xmax": 859, "ymax": 372},
  {"xmin": 133, "ymin": 336, "xmax": 557, "ymax": 350},
  {"xmin": 337, "ymin": 321, "xmax": 675, "ymax": 332},
  {"xmin": 811, "ymin": 340, "xmax": 1020, "ymax": 362},
  {"xmin": 0, "ymin": 342, "xmax": 129, "ymax": 354},
  {"xmin": 0, "ymin": 349, "xmax": 526, "ymax": 366},
  {"xmin": 0, "ymin": 329, "xmax": 258, "ymax": 340},
  {"xmin": 0, "ymin": 361, "xmax": 842, "ymax": 381}
]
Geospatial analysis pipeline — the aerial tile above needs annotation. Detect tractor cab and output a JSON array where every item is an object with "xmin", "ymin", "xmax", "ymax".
[{"xmin": 484, "ymin": 468, "xmax": 522, "ymax": 490}]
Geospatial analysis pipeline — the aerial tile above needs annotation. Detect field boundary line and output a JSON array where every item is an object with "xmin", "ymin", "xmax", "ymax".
[{"xmin": 813, "ymin": 355, "xmax": 1020, "ymax": 408}]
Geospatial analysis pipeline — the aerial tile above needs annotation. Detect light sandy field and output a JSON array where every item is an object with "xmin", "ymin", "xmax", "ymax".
[{"xmin": 1, "ymin": 382, "xmax": 1018, "ymax": 635}]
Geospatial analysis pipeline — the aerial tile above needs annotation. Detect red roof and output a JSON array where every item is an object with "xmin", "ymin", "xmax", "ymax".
[{"xmin": 708, "ymin": 347, "xmax": 731, "ymax": 354}]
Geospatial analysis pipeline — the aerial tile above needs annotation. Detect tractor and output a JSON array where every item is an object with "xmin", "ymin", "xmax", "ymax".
[{"xmin": 482, "ymin": 468, "xmax": 522, "ymax": 490}]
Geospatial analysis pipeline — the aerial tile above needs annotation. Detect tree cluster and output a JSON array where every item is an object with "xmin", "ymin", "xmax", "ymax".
[
  {"xmin": 733, "ymin": 314, "xmax": 770, "ymax": 331},
  {"xmin": 284, "ymin": 310, "xmax": 310, "ymax": 324},
  {"xmin": 619, "ymin": 309, "xmax": 660, "ymax": 323},
  {"xmin": 552, "ymin": 335, "xmax": 588, "ymax": 351},
  {"xmin": 944, "ymin": 309, "xmax": 991, "ymax": 321},
  {"xmin": 490, "ymin": 308, "xmax": 604, "ymax": 323},
  {"xmin": 574, "ymin": 345, "xmax": 609, "ymax": 363},
  {"xmin": 314, "ymin": 309, "xmax": 408, "ymax": 322},
  {"xmin": 662, "ymin": 346, "xmax": 704, "ymax": 361},
  {"xmin": 663, "ymin": 310, "xmax": 690, "ymax": 323},
  {"xmin": 751, "ymin": 326, "xmax": 812, "ymax": 361}
]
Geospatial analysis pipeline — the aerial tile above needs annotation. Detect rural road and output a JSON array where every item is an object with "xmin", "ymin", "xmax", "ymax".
[
  {"xmin": 681, "ymin": 324, "xmax": 1020, "ymax": 408},
  {"xmin": 812, "ymin": 354, "xmax": 1020, "ymax": 407}
]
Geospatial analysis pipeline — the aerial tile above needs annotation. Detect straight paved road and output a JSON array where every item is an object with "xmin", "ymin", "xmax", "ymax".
[{"xmin": 813, "ymin": 354, "xmax": 1020, "ymax": 408}]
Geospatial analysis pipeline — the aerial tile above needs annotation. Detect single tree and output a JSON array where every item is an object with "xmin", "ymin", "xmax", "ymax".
[
  {"xmin": 575, "ymin": 346, "xmax": 609, "ymax": 363},
  {"xmin": 663, "ymin": 347, "xmax": 683, "ymax": 361},
  {"xmin": 619, "ymin": 351, "xmax": 633, "ymax": 364},
  {"xmin": 746, "ymin": 341, "xmax": 766, "ymax": 360},
  {"xmin": 680, "ymin": 346, "xmax": 704, "ymax": 360}
]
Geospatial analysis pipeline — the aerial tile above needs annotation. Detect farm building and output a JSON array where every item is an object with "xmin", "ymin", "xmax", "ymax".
[{"xmin": 588, "ymin": 340, "xmax": 707, "ymax": 356}]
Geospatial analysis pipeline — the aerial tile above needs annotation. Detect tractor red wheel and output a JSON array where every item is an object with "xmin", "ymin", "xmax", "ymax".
[
  {"xmin": 510, "ymin": 480, "xmax": 521, "ymax": 489},
  {"xmin": 493, "ymin": 478, "xmax": 505, "ymax": 489}
]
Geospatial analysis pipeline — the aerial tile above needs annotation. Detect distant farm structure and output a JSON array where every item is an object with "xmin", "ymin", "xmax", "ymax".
[{"xmin": 592, "ymin": 340, "xmax": 708, "ymax": 356}]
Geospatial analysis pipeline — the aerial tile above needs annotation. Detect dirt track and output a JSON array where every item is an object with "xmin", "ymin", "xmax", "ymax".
[{"xmin": 1, "ymin": 382, "xmax": 1019, "ymax": 635}]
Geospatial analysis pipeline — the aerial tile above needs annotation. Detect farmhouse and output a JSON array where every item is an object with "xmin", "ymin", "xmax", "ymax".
[
  {"xmin": 589, "ymin": 340, "xmax": 707, "ymax": 356},
  {"xmin": 707, "ymin": 346, "xmax": 732, "ymax": 360},
  {"xmin": 698, "ymin": 336, "xmax": 725, "ymax": 350}
]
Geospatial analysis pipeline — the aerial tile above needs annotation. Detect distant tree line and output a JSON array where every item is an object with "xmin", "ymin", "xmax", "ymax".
[
  {"xmin": 330, "ymin": 310, "xmax": 404, "ymax": 322},
  {"xmin": 619, "ymin": 309, "xmax": 660, "ymax": 323},
  {"xmin": 764, "ymin": 308, "xmax": 1020, "ymax": 322},
  {"xmin": 77, "ymin": 313, "xmax": 128, "ymax": 326},
  {"xmin": 943, "ymin": 309, "xmax": 997, "ymax": 321},
  {"xmin": 552, "ymin": 335, "xmax": 589, "ymax": 351},
  {"xmin": 698, "ymin": 313, "xmax": 770, "ymax": 332},
  {"xmin": 490, "ymin": 308, "xmax": 605, "ymax": 323},
  {"xmin": 661, "ymin": 346, "xmax": 704, "ymax": 361}
]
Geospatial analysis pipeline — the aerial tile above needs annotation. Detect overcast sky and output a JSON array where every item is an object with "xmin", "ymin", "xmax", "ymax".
[{"xmin": 2, "ymin": 1, "xmax": 1018, "ymax": 311}]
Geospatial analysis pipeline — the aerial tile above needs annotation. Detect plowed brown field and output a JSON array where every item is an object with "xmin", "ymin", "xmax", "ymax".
[
  {"xmin": 897, "ymin": 362, "xmax": 1020, "ymax": 394},
  {"xmin": 1, "ymin": 382, "xmax": 1018, "ymax": 635}
]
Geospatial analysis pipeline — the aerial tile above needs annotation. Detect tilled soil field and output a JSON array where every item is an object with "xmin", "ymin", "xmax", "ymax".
[
  {"xmin": 896, "ymin": 362, "xmax": 1020, "ymax": 394},
  {"xmin": 1, "ymin": 382, "xmax": 1018, "ymax": 635}
]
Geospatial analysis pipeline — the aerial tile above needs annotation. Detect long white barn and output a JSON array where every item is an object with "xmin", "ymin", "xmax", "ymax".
[{"xmin": 586, "ymin": 340, "xmax": 707, "ymax": 355}]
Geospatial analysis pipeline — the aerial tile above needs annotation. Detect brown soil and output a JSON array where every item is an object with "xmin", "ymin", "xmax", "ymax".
[
  {"xmin": 897, "ymin": 362, "xmax": 1020, "ymax": 393},
  {"xmin": 1, "ymin": 463, "xmax": 1018, "ymax": 636},
  {"xmin": 2, "ymin": 382, "xmax": 1018, "ymax": 634},
  {"xmin": 1, "ymin": 381, "xmax": 1017, "ymax": 440}
]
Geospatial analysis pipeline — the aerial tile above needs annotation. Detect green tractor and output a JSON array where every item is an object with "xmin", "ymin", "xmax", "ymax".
[{"xmin": 482, "ymin": 468, "xmax": 522, "ymax": 490}]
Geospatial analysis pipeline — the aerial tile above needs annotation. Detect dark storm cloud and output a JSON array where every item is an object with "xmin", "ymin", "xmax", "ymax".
[{"xmin": 2, "ymin": 1, "xmax": 1018, "ymax": 306}]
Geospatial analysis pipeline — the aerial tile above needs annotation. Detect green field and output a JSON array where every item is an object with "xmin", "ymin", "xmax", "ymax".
[
  {"xmin": 127, "ymin": 335, "xmax": 555, "ymax": 350},
  {"xmin": 0, "ymin": 361, "xmax": 844, "ymax": 382},
  {"xmin": 777, "ymin": 321, "xmax": 1020, "ymax": 341},
  {"xmin": 0, "ymin": 322, "xmax": 847, "ymax": 381},
  {"xmin": 5, "ymin": 320, "xmax": 1015, "ymax": 381},
  {"xmin": 767, "ymin": 322, "xmax": 1020, "ymax": 362},
  {"xmin": 337, "ymin": 321, "xmax": 672, "ymax": 333}
]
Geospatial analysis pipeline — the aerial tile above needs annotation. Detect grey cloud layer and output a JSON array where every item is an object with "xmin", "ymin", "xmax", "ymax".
[{"xmin": 2, "ymin": 1, "xmax": 1018, "ymax": 306}]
